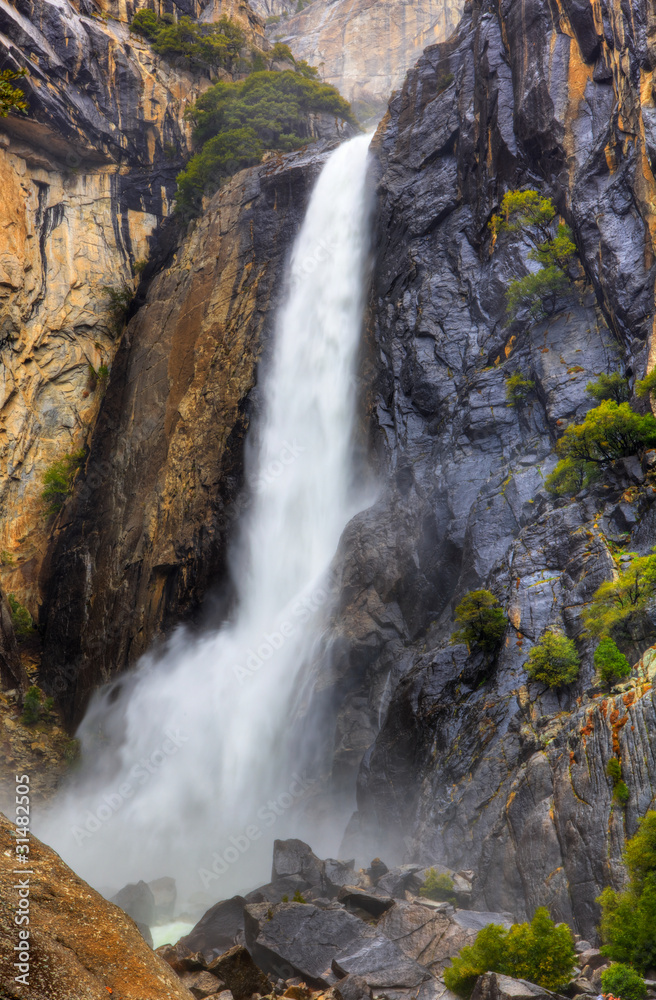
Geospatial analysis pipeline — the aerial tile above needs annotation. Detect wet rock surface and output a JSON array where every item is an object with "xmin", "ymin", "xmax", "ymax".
[{"xmin": 304, "ymin": 0, "xmax": 656, "ymax": 943}]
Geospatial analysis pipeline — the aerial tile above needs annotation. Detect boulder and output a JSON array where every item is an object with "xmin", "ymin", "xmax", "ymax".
[
  {"xmin": 111, "ymin": 879, "xmax": 156, "ymax": 926},
  {"xmin": 376, "ymin": 866, "xmax": 425, "ymax": 899},
  {"xmin": 149, "ymin": 876, "xmax": 177, "ymax": 923},
  {"xmin": 179, "ymin": 896, "xmax": 247, "ymax": 957},
  {"xmin": 272, "ymin": 839, "xmax": 325, "ymax": 890},
  {"xmin": 378, "ymin": 903, "xmax": 513, "ymax": 975},
  {"xmin": 565, "ymin": 980, "xmax": 596, "ymax": 997},
  {"xmin": 0, "ymin": 811, "xmax": 195, "ymax": 1000},
  {"xmin": 471, "ymin": 974, "xmax": 567, "ymax": 1000},
  {"xmin": 337, "ymin": 885, "xmax": 395, "ymax": 918},
  {"xmin": 207, "ymin": 944, "xmax": 271, "ymax": 1000},
  {"xmin": 334, "ymin": 974, "xmax": 373, "ymax": 1000},
  {"xmin": 245, "ymin": 901, "xmax": 372, "ymax": 985},
  {"xmin": 246, "ymin": 878, "xmax": 311, "ymax": 905},
  {"xmin": 577, "ymin": 950, "xmax": 607, "ymax": 972},
  {"xmin": 331, "ymin": 934, "xmax": 430, "ymax": 989},
  {"xmin": 367, "ymin": 860, "xmax": 389, "ymax": 884},
  {"xmin": 181, "ymin": 970, "xmax": 225, "ymax": 999},
  {"xmin": 324, "ymin": 858, "xmax": 365, "ymax": 895}
]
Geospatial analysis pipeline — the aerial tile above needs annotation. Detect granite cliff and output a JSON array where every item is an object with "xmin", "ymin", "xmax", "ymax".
[{"xmin": 2, "ymin": 0, "xmax": 656, "ymax": 951}]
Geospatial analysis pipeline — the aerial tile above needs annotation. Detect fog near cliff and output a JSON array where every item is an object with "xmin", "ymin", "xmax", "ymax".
[{"xmin": 35, "ymin": 135, "xmax": 376, "ymax": 908}]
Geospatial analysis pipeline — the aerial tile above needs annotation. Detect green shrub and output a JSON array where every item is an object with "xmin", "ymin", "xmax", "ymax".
[
  {"xmin": 524, "ymin": 630, "xmax": 580, "ymax": 687},
  {"xmin": 607, "ymin": 758, "xmax": 622, "ymax": 783},
  {"xmin": 8, "ymin": 594, "xmax": 35, "ymax": 639},
  {"xmin": 594, "ymin": 637, "xmax": 631, "ymax": 686},
  {"xmin": 614, "ymin": 780, "xmax": 630, "ymax": 805},
  {"xmin": 20, "ymin": 685, "xmax": 52, "ymax": 725},
  {"xmin": 104, "ymin": 284, "xmax": 133, "ymax": 334},
  {"xmin": 292, "ymin": 889, "xmax": 306, "ymax": 903},
  {"xmin": 505, "ymin": 372, "xmax": 535, "ymax": 405},
  {"xmin": 587, "ymin": 372, "xmax": 630, "ymax": 404},
  {"xmin": 451, "ymin": 590, "xmax": 508, "ymax": 656},
  {"xmin": 506, "ymin": 266, "xmax": 570, "ymax": 320},
  {"xmin": 0, "ymin": 68, "xmax": 28, "ymax": 117},
  {"xmin": 544, "ymin": 456, "xmax": 599, "ymax": 497},
  {"xmin": 177, "ymin": 70, "xmax": 355, "ymax": 214},
  {"xmin": 599, "ymin": 811, "xmax": 656, "ymax": 973},
  {"xmin": 420, "ymin": 869, "xmax": 456, "ymax": 902},
  {"xmin": 582, "ymin": 552, "xmax": 656, "ymax": 641},
  {"xmin": 270, "ymin": 42, "xmax": 294, "ymax": 62},
  {"xmin": 41, "ymin": 449, "xmax": 86, "ymax": 517},
  {"xmin": 444, "ymin": 907, "xmax": 576, "ymax": 998},
  {"xmin": 635, "ymin": 368, "xmax": 656, "ymax": 399},
  {"xmin": 601, "ymin": 964, "xmax": 647, "ymax": 1000},
  {"xmin": 556, "ymin": 401, "xmax": 656, "ymax": 464},
  {"xmin": 131, "ymin": 11, "xmax": 244, "ymax": 72},
  {"xmin": 490, "ymin": 191, "xmax": 576, "ymax": 321}
]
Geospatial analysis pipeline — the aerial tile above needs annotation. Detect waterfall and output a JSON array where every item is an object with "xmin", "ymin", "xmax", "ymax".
[{"xmin": 37, "ymin": 133, "xmax": 373, "ymax": 906}]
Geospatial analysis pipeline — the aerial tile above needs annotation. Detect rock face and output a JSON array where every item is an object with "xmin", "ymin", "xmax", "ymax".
[
  {"xmin": 38, "ymin": 135, "xmax": 353, "ymax": 723},
  {"xmin": 329, "ymin": 0, "xmax": 656, "ymax": 943},
  {"xmin": 270, "ymin": 0, "xmax": 462, "ymax": 116},
  {"xmin": 0, "ymin": 811, "xmax": 195, "ymax": 1000},
  {"xmin": 0, "ymin": 588, "xmax": 26, "ymax": 690},
  {"xmin": 0, "ymin": 0, "xmax": 203, "ymax": 612}
]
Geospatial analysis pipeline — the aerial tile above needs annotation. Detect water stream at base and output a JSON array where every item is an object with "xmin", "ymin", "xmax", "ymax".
[{"xmin": 37, "ymin": 133, "xmax": 374, "ymax": 908}]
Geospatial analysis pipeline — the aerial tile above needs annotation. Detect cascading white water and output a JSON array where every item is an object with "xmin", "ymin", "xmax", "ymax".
[{"xmin": 37, "ymin": 133, "xmax": 373, "ymax": 906}]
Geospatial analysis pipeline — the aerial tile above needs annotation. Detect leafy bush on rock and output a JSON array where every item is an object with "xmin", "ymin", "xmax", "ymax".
[
  {"xmin": 587, "ymin": 372, "xmax": 630, "ymax": 404},
  {"xmin": 443, "ymin": 907, "xmax": 576, "ymax": 998},
  {"xmin": 451, "ymin": 590, "xmax": 507, "ymax": 656},
  {"xmin": 524, "ymin": 630, "xmax": 580, "ymax": 687},
  {"xmin": 583, "ymin": 552, "xmax": 656, "ymax": 642},
  {"xmin": 594, "ymin": 637, "xmax": 631, "ymax": 687},
  {"xmin": 601, "ymin": 964, "xmax": 647, "ymax": 1000},
  {"xmin": 420, "ymin": 869, "xmax": 456, "ymax": 902}
]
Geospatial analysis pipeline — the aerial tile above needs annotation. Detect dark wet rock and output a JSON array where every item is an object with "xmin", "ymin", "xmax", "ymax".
[
  {"xmin": 272, "ymin": 838, "xmax": 325, "ymax": 889},
  {"xmin": 112, "ymin": 880, "xmax": 155, "ymax": 927},
  {"xmin": 206, "ymin": 945, "xmax": 271, "ymax": 1000},
  {"xmin": 337, "ymin": 885, "xmax": 395, "ymax": 918},
  {"xmin": 245, "ymin": 901, "xmax": 369, "ymax": 985},
  {"xmin": 179, "ymin": 896, "xmax": 247, "ymax": 958},
  {"xmin": 324, "ymin": 858, "xmax": 362, "ymax": 895},
  {"xmin": 0, "ymin": 588, "xmax": 27, "ymax": 691},
  {"xmin": 376, "ymin": 866, "xmax": 425, "ymax": 899},
  {"xmin": 367, "ymin": 859, "xmax": 389, "ymax": 884},
  {"xmin": 331, "ymin": 934, "xmax": 430, "ymax": 989},
  {"xmin": 246, "ymin": 879, "xmax": 310, "ymax": 905}
]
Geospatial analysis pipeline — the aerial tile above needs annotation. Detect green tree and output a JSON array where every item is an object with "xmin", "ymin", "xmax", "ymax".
[
  {"xmin": 451, "ymin": 590, "xmax": 508, "ymax": 656},
  {"xmin": 598, "ymin": 812, "xmax": 656, "ymax": 973},
  {"xmin": 594, "ymin": 637, "xmax": 631, "ymax": 687},
  {"xmin": 8, "ymin": 595, "xmax": 35, "ymax": 639},
  {"xmin": 20, "ymin": 685, "xmax": 53, "ymax": 725},
  {"xmin": 420, "ymin": 869, "xmax": 456, "ymax": 902},
  {"xmin": 635, "ymin": 368, "xmax": 656, "ymax": 399},
  {"xmin": 587, "ymin": 372, "xmax": 630, "ymax": 404},
  {"xmin": 177, "ymin": 70, "xmax": 355, "ymax": 214},
  {"xmin": 524, "ymin": 630, "xmax": 580, "ymax": 687},
  {"xmin": 601, "ymin": 964, "xmax": 647, "ymax": 1000},
  {"xmin": 544, "ymin": 456, "xmax": 599, "ymax": 497},
  {"xmin": 490, "ymin": 191, "xmax": 576, "ymax": 320},
  {"xmin": 556, "ymin": 401, "xmax": 656, "ymax": 464},
  {"xmin": 131, "ymin": 11, "xmax": 245, "ymax": 72},
  {"xmin": 505, "ymin": 372, "xmax": 535, "ymax": 405},
  {"xmin": 444, "ymin": 908, "xmax": 576, "ymax": 998},
  {"xmin": 0, "ymin": 68, "xmax": 28, "ymax": 117},
  {"xmin": 582, "ymin": 552, "xmax": 656, "ymax": 641},
  {"xmin": 41, "ymin": 450, "xmax": 86, "ymax": 518}
]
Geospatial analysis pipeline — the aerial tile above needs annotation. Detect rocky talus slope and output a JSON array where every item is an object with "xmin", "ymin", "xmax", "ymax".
[{"xmin": 267, "ymin": 0, "xmax": 462, "ymax": 117}]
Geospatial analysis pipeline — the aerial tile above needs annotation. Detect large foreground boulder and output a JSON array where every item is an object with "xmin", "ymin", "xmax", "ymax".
[
  {"xmin": 245, "ymin": 900, "xmax": 428, "ymax": 989},
  {"xmin": 179, "ymin": 895, "xmax": 247, "ymax": 957},
  {"xmin": 0, "ymin": 812, "xmax": 194, "ymax": 1000}
]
